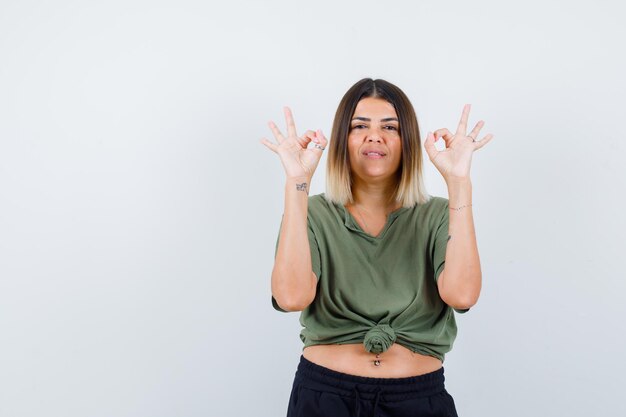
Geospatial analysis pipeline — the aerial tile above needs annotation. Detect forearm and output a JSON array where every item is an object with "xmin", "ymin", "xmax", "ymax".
[
  {"xmin": 441, "ymin": 178, "xmax": 482, "ymax": 308},
  {"xmin": 271, "ymin": 176, "xmax": 316, "ymax": 310}
]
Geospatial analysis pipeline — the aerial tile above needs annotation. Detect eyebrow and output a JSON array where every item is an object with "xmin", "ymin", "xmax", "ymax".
[{"xmin": 351, "ymin": 117, "xmax": 399, "ymax": 122}]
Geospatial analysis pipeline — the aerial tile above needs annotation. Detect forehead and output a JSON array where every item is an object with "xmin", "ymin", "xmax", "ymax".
[{"xmin": 352, "ymin": 97, "xmax": 398, "ymax": 119}]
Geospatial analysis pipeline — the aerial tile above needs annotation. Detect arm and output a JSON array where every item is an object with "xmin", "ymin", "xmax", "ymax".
[
  {"xmin": 424, "ymin": 103, "xmax": 494, "ymax": 310},
  {"xmin": 260, "ymin": 107, "xmax": 327, "ymax": 312},
  {"xmin": 271, "ymin": 176, "xmax": 318, "ymax": 312},
  {"xmin": 437, "ymin": 178, "xmax": 481, "ymax": 310}
]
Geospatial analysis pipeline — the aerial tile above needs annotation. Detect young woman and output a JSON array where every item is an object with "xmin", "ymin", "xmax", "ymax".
[{"xmin": 261, "ymin": 78, "xmax": 493, "ymax": 417}]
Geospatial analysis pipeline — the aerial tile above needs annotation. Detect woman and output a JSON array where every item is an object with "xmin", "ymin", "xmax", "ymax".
[{"xmin": 261, "ymin": 78, "xmax": 493, "ymax": 417}]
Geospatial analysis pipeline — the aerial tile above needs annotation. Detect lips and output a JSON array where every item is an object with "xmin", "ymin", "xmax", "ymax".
[{"xmin": 362, "ymin": 148, "xmax": 387, "ymax": 158}]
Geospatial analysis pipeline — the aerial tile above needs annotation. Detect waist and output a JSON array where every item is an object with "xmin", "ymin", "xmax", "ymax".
[{"xmin": 302, "ymin": 342, "xmax": 443, "ymax": 378}]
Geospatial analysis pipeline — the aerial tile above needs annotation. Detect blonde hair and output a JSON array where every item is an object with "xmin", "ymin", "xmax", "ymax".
[{"xmin": 325, "ymin": 78, "xmax": 431, "ymax": 208}]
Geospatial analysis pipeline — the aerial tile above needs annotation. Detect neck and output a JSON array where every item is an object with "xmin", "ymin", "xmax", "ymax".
[{"xmin": 350, "ymin": 177, "xmax": 400, "ymax": 214}]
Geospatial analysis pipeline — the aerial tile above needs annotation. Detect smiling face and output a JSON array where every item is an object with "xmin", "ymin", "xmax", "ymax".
[{"xmin": 348, "ymin": 97, "xmax": 402, "ymax": 185}]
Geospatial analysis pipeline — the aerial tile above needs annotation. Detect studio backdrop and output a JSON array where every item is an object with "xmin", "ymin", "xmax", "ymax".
[{"xmin": 0, "ymin": 1, "xmax": 624, "ymax": 416}]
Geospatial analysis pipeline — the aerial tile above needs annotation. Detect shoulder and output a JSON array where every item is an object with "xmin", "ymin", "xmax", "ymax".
[
  {"xmin": 409, "ymin": 195, "xmax": 448, "ymax": 217},
  {"xmin": 428, "ymin": 196, "xmax": 449, "ymax": 225},
  {"xmin": 306, "ymin": 193, "xmax": 343, "ymax": 230},
  {"xmin": 404, "ymin": 195, "xmax": 449, "ymax": 230},
  {"xmin": 426, "ymin": 195, "xmax": 449, "ymax": 212},
  {"xmin": 307, "ymin": 193, "xmax": 336, "ymax": 214},
  {"xmin": 308, "ymin": 192, "xmax": 326, "ymax": 206}
]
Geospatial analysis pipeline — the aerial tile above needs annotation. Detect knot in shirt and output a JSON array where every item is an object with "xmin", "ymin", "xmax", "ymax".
[{"xmin": 363, "ymin": 324, "xmax": 396, "ymax": 354}]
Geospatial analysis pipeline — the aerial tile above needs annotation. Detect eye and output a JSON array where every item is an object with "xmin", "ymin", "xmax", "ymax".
[
  {"xmin": 384, "ymin": 125, "xmax": 398, "ymax": 131},
  {"xmin": 351, "ymin": 124, "xmax": 367, "ymax": 130}
]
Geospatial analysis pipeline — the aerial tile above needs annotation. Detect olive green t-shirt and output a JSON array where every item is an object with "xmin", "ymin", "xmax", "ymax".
[{"xmin": 271, "ymin": 193, "xmax": 468, "ymax": 362}]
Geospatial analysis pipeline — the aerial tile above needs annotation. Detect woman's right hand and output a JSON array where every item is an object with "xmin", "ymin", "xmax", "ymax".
[{"xmin": 260, "ymin": 107, "xmax": 328, "ymax": 179}]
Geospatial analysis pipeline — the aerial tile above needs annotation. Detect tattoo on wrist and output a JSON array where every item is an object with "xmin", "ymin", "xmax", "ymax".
[{"xmin": 296, "ymin": 182, "xmax": 308, "ymax": 193}]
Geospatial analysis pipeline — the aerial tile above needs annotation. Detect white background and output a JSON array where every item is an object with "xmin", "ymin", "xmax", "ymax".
[{"xmin": 1, "ymin": 1, "xmax": 624, "ymax": 416}]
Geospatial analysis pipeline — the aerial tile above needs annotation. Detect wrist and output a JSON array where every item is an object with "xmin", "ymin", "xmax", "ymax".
[
  {"xmin": 446, "ymin": 177, "xmax": 472, "ymax": 207},
  {"xmin": 445, "ymin": 176, "xmax": 472, "ymax": 186},
  {"xmin": 285, "ymin": 176, "xmax": 312, "ymax": 195},
  {"xmin": 286, "ymin": 175, "xmax": 313, "ymax": 184}
]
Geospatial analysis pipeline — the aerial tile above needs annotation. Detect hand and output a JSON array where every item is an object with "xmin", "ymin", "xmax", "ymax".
[
  {"xmin": 260, "ymin": 107, "xmax": 328, "ymax": 180},
  {"xmin": 424, "ymin": 104, "xmax": 494, "ymax": 183}
]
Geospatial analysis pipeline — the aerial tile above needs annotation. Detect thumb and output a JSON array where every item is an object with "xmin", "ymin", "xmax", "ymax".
[
  {"xmin": 316, "ymin": 129, "xmax": 328, "ymax": 147},
  {"xmin": 423, "ymin": 131, "xmax": 438, "ymax": 161},
  {"xmin": 310, "ymin": 129, "xmax": 328, "ymax": 153}
]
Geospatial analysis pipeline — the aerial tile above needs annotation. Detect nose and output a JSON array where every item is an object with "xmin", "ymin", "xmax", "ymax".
[{"xmin": 367, "ymin": 133, "xmax": 382, "ymax": 143}]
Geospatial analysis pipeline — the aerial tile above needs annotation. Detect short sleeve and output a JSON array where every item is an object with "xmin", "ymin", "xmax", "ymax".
[
  {"xmin": 432, "ymin": 201, "xmax": 449, "ymax": 285},
  {"xmin": 271, "ymin": 215, "xmax": 322, "ymax": 312},
  {"xmin": 432, "ymin": 200, "xmax": 469, "ymax": 314}
]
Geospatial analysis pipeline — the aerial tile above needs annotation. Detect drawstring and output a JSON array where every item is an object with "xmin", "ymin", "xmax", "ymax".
[
  {"xmin": 372, "ymin": 387, "xmax": 382, "ymax": 417},
  {"xmin": 353, "ymin": 386, "xmax": 362, "ymax": 417},
  {"xmin": 353, "ymin": 385, "xmax": 383, "ymax": 417}
]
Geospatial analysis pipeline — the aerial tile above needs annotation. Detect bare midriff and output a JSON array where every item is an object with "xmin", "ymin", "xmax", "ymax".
[{"xmin": 302, "ymin": 343, "xmax": 443, "ymax": 378}]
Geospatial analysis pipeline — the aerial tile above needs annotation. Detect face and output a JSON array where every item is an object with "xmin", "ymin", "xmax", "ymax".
[{"xmin": 347, "ymin": 97, "xmax": 402, "ymax": 184}]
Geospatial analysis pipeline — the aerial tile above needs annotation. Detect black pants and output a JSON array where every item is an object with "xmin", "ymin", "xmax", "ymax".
[{"xmin": 286, "ymin": 355, "xmax": 459, "ymax": 417}]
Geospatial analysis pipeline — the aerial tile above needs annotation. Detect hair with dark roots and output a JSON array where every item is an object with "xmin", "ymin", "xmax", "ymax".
[{"xmin": 325, "ymin": 78, "xmax": 430, "ymax": 207}]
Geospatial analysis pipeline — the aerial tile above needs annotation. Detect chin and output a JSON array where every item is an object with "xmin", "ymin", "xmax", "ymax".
[{"xmin": 357, "ymin": 171, "xmax": 396, "ymax": 182}]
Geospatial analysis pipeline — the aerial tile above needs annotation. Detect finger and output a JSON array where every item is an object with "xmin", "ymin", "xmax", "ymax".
[
  {"xmin": 310, "ymin": 129, "xmax": 328, "ymax": 153},
  {"xmin": 268, "ymin": 121, "xmax": 286, "ymax": 143},
  {"xmin": 423, "ymin": 131, "xmax": 439, "ymax": 161},
  {"xmin": 284, "ymin": 106, "xmax": 298, "ymax": 138},
  {"xmin": 260, "ymin": 138, "xmax": 278, "ymax": 154},
  {"xmin": 317, "ymin": 129, "xmax": 329, "ymax": 146},
  {"xmin": 468, "ymin": 120, "xmax": 485, "ymax": 141},
  {"xmin": 473, "ymin": 133, "xmax": 494, "ymax": 150},
  {"xmin": 456, "ymin": 104, "xmax": 471, "ymax": 136},
  {"xmin": 433, "ymin": 128, "xmax": 455, "ymax": 148},
  {"xmin": 298, "ymin": 129, "xmax": 316, "ymax": 148}
]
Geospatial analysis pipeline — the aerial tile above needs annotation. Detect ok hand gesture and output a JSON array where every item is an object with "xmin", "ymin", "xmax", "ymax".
[
  {"xmin": 260, "ymin": 107, "xmax": 328, "ymax": 180},
  {"xmin": 424, "ymin": 104, "xmax": 494, "ymax": 183}
]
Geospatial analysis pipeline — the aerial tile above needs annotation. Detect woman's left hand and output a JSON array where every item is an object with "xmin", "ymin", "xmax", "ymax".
[{"xmin": 424, "ymin": 104, "xmax": 494, "ymax": 183}]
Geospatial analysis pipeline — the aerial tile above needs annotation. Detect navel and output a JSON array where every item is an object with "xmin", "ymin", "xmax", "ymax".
[{"xmin": 373, "ymin": 353, "xmax": 381, "ymax": 366}]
